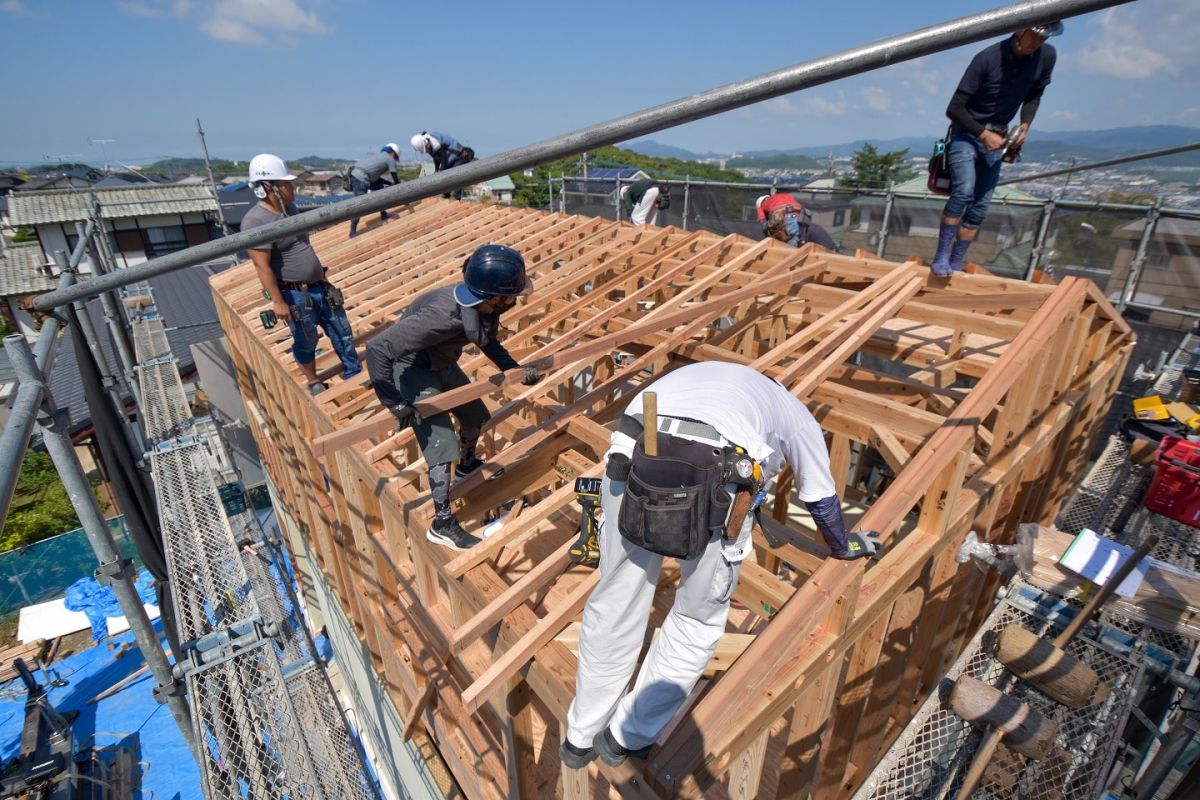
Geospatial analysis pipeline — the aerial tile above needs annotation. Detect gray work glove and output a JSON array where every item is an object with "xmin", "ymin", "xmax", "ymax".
[
  {"xmin": 831, "ymin": 531, "xmax": 883, "ymax": 561},
  {"xmin": 522, "ymin": 365, "xmax": 542, "ymax": 385},
  {"xmin": 387, "ymin": 403, "xmax": 420, "ymax": 430}
]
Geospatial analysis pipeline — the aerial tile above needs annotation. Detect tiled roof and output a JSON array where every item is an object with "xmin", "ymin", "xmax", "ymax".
[
  {"xmin": 46, "ymin": 262, "xmax": 230, "ymax": 433},
  {"xmin": 8, "ymin": 185, "xmax": 219, "ymax": 226},
  {"xmin": 0, "ymin": 244, "xmax": 55, "ymax": 297}
]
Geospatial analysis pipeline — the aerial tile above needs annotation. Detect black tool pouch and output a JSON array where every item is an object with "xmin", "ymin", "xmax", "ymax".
[
  {"xmin": 618, "ymin": 435, "xmax": 730, "ymax": 560},
  {"xmin": 324, "ymin": 283, "xmax": 345, "ymax": 308}
]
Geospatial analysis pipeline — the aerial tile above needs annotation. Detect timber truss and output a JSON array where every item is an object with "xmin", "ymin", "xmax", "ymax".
[{"xmin": 209, "ymin": 198, "xmax": 1133, "ymax": 799}]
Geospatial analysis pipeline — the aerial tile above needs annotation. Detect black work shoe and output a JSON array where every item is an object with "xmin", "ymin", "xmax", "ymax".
[
  {"xmin": 426, "ymin": 517, "xmax": 481, "ymax": 551},
  {"xmin": 559, "ymin": 739, "xmax": 596, "ymax": 770},
  {"xmin": 455, "ymin": 457, "xmax": 484, "ymax": 478},
  {"xmin": 593, "ymin": 727, "xmax": 651, "ymax": 767}
]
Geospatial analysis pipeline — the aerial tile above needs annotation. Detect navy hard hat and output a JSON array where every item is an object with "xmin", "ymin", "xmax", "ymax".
[
  {"xmin": 1029, "ymin": 20, "xmax": 1063, "ymax": 38},
  {"xmin": 454, "ymin": 244, "xmax": 533, "ymax": 307}
]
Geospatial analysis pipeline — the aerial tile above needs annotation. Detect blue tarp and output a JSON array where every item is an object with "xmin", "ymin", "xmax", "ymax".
[
  {"xmin": 0, "ymin": 626, "xmax": 201, "ymax": 798},
  {"xmin": 64, "ymin": 568, "xmax": 157, "ymax": 640}
]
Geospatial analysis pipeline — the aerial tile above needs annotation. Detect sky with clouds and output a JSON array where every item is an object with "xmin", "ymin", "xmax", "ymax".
[{"xmin": 1, "ymin": 0, "xmax": 1196, "ymax": 165}]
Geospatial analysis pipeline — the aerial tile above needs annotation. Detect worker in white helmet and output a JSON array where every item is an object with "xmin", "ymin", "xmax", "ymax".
[
  {"xmin": 243, "ymin": 153, "xmax": 361, "ymax": 395},
  {"xmin": 347, "ymin": 143, "xmax": 404, "ymax": 238},
  {"xmin": 410, "ymin": 131, "xmax": 475, "ymax": 199}
]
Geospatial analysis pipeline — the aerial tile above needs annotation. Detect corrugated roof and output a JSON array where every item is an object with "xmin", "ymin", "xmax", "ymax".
[
  {"xmin": 0, "ymin": 244, "xmax": 55, "ymax": 297},
  {"xmin": 8, "ymin": 185, "xmax": 219, "ymax": 226}
]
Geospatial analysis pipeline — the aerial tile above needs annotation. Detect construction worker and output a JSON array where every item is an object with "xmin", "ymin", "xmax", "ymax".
[
  {"xmin": 931, "ymin": 22, "xmax": 1061, "ymax": 276},
  {"xmin": 620, "ymin": 177, "xmax": 669, "ymax": 226},
  {"xmin": 243, "ymin": 153, "xmax": 361, "ymax": 396},
  {"xmin": 347, "ymin": 143, "xmax": 403, "ymax": 238},
  {"xmin": 365, "ymin": 244, "xmax": 541, "ymax": 551},
  {"xmin": 560, "ymin": 361, "xmax": 881, "ymax": 769},
  {"xmin": 755, "ymin": 193, "xmax": 839, "ymax": 251},
  {"xmin": 410, "ymin": 131, "xmax": 475, "ymax": 199}
]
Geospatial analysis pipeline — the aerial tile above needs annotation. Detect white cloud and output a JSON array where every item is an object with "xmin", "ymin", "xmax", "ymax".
[
  {"xmin": 1, "ymin": 1, "xmax": 29, "ymax": 14},
  {"xmin": 1076, "ymin": 0, "xmax": 1200, "ymax": 79},
  {"xmin": 118, "ymin": 0, "xmax": 326, "ymax": 45},
  {"xmin": 894, "ymin": 58, "xmax": 944, "ymax": 95},
  {"xmin": 860, "ymin": 87, "xmax": 896, "ymax": 113},
  {"xmin": 1049, "ymin": 110, "xmax": 1080, "ymax": 122},
  {"xmin": 766, "ymin": 91, "xmax": 849, "ymax": 118}
]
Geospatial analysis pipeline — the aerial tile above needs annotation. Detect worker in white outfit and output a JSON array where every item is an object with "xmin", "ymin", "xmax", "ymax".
[
  {"xmin": 620, "ymin": 177, "xmax": 669, "ymax": 226},
  {"xmin": 560, "ymin": 361, "xmax": 882, "ymax": 769}
]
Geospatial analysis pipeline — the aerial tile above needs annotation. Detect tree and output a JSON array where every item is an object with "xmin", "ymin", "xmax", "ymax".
[
  {"xmin": 848, "ymin": 143, "xmax": 915, "ymax": 190},
  {"xmin": 1, "ymin": 451, "xmax": 89, "ymax": 551}
]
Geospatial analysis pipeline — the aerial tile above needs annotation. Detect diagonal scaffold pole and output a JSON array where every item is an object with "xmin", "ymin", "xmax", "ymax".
[{"xmin": 32, "ymin": 0, "xmax": 1135, "ymax": 313}]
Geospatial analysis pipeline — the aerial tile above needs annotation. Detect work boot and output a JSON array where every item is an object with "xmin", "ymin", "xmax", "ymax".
[
  {"xmin": 308, "ymin": 381, "xmax": 328, "ymax": 396},
  {"xmin": 426, "ymin": 516, "xmax": 481, "ymax": 551},
  {"xmin": 948, "ymin": 236, "xmax": 974, "ymax": 272},
  {"xmin": 930, "ymin": 223, "xmax": 957, "ymax": 277},
  {"xmin": 593, "ymin": 727, "xmax": 651, "ymax": 768},
  {"xmin": 559, "ymin": 739, "xmax": 596, "ymax": 770},
  {"xmin": 455, "ymin": 456, "xmax": 484, "ymax": 478},
  {"xmin": 380, "ymin": 210, "xmax": 392, "ymax": 221}
]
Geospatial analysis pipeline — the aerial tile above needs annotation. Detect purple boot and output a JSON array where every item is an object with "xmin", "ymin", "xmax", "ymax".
[
  {"xmin": 930, "ymin": 223, "xmax": 957, "ymax": 276},
  {"xmin": 948, "ymin": 236, "xmax": 974, "ymax": 272}
]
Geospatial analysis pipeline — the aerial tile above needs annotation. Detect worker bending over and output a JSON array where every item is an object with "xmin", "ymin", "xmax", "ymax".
[
  {"xmin": 562, "ymin": 361, "xmax": 880, "ymax": 768},
  {"xmin": 347, "ymin": 143, "xmax": 403, "ymax": 238},
  {"xmin": 756, "ymin": 193, "xmax": 839, "ymax": 251},
  {"xmin": 411, "ymin": 131, "xmax": 475, "ymax": 199},
  {"xmin": 620, "ymin": 178, "xmax": 669, "ymax": 226},
  {"xmin": 365, "ymin": 244, "xmax": 540, "ymax": 551}
]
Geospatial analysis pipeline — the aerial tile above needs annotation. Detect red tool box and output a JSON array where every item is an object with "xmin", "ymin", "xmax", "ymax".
[{"xmin": 1144, "ymin": 436, "xmax": 1200, "ymax": 528}]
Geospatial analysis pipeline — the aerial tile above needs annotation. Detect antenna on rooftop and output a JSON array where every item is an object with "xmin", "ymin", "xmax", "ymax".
[
  {"xmin": 196, "ymin": 117, "xmax": 232, "ymax": 235},
  {"xmin": 88, "ymin": 138, "xmax": 116, "ymax": 173}
]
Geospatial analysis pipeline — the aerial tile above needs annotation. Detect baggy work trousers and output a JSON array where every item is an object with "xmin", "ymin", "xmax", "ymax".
[{"xmin": 565, "ymin": 472, "xmax": 752, "ymax": 751}]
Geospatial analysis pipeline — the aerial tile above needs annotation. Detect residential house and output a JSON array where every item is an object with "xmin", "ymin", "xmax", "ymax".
[
  {"xmin": 294, "ymin": 171, "xmax": 346, "ymax": 196},
  {"xmin": 12, "ymin": 166, "xmax": 102, "ymax": 192},
  {"xmin": 8, "ymin": 184, "xmax": 221, "ymax": 269},
  {"xmin": 1104, "ymin": 216, "xmax": 1200, "ymax": 331},
  {"xmin": 472, "ymin": 175, "xmax": 515, "ymax": 204},
  {"xmin": 0, "ymin": 242, "xmax": 55, "ymax": 339}
]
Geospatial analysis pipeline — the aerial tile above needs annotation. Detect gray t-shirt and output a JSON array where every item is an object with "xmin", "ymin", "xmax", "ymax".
[
  {"xmin": 352, "ymin": 152, "xmax": 398, "ymax": 183},
  {"xmin": 242, "ymin": 201, "xmax": 324, "ymax": 284}
]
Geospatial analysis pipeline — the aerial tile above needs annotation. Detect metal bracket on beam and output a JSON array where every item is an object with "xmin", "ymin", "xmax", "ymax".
[
  {"xmin": 173, "ymin": 618, "xmax": 285, "ymax": 680},
  {"xmin": 94, "ymin": 558, "xmax": 136, "ymax": 587}
]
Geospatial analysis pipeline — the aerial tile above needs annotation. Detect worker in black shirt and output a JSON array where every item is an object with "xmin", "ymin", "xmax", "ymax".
[
  {"xmin": 365, "ymin": 245, "xmax": 541, "ymax": 551},
  {"xmin": 931, "ymin": 22, "xmax": 1061, "ymax": 276}
]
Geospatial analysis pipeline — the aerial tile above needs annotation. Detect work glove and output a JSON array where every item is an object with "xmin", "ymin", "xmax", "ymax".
[
  {"xmin": 387, "ymin": 403, "xmax": 420, "ymax": 430},
  {"xmin": 522, "ymin": 365, "xmax": 542, "ymax": 386},
  {"xmin": 831, "ymin": 531, "xmax": 883, "ymax": 561}
]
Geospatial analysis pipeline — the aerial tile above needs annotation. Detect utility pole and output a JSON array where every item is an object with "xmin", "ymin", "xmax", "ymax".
[{"xmin": 196, "ymin": 118, "xmax": 231, "ymax": 235}]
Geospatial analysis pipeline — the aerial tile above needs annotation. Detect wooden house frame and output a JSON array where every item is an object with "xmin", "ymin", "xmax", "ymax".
[{"xmin": 209, "ymin": 198, "xmax": 1133, "ymax": 799}]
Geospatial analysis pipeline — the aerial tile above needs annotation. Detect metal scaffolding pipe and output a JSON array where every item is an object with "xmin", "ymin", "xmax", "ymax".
[
  {"xmin": 32, "ymin": 0, "xmax": 1134, "ymax": 311},
  {"xmin": 5, "ymin": 335, "xmax": 197, "ymax": 759},
  {"xmin": 998, "ymin": 141, "xmax": 1200, "ymax": 186},
  {"xmin": 0, "ymin": 344, "xmax": 48, "ymax": 526}
]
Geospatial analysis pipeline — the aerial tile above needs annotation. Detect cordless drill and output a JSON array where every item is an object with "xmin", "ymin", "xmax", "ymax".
[
  {"xmin": 569, "ymin": 477, "xmax": 602, "ymax": 567},
  {"xmin": 1001, "ymin": 126, "xmax": 1024, "ymax": 164}
]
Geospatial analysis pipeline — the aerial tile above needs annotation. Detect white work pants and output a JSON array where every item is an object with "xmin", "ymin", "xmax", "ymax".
[
  {"xmin": 565, "ymin": 473, "xmax": 751, "ymax": 751},
  {"xmin": 629, "ymin": 187, "xmax": 660, "ymax": 226}
]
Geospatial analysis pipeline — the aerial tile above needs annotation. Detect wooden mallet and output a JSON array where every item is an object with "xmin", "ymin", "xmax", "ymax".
[
  {"xmin": 949, "ymin": 675, "xmax": 1058, "ymax": 798},
  {"xmin": 994, "ymin": 535, "xmax": 1158, "ymax": 709}
]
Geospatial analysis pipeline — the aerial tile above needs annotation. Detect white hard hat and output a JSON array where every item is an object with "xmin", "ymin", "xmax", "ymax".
[
  {"xmin": 755, "ymin": 195, "xmax": 769, "ymax": 211},
  {"xmin": 247, "ymin": 153, "xmax": 294, "ymax": 185},
  {"xmin": 383, "ymin": 142, "xmax": 400, "ymax": 156},
  {"xmin": 410, "ymin": 134, "xmax": 428, "ymax": 153},
  {"xmin": 1030, "ymin": 20, "xmax": 1063, "ymax": 38}
]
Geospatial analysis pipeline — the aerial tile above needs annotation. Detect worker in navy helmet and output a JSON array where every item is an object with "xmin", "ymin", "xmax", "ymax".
[{"xmin": 366, "ymin": 244, "xmax": 540, "ymax": 550}]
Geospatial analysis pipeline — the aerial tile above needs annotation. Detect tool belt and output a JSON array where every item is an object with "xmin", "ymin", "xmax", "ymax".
[
  {"xmin": 615, "ymin": 414, "xmax": 760, "ymax": 560},
  {"xmin": 278, "ymin": 280, "xmax": 345, "ymax": 308}
]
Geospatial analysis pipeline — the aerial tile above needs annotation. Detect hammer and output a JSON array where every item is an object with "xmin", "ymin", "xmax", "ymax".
[
  {"xmin": 950, "ymin": 675, "xmax": 1058, "ymax": 797},
  {"xmin": 994, "ymin": 534, "xmax": 1157, "ymax": 708}
]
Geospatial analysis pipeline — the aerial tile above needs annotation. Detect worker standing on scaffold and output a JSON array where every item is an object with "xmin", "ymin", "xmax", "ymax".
[{"xmin": 561, "ymin": 361, "xmax": 881, "ymax": 769}]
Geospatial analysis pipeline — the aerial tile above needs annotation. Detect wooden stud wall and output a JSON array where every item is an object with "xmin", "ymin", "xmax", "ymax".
[{"xmin": 209, "ymin": 198, "xmax": 1133, "ymax": 799}]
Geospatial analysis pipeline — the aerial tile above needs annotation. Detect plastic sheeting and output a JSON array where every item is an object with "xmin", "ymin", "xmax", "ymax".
[{"xmin": 64, "ymin": 567, "xmax": 157, "ymax": 640}]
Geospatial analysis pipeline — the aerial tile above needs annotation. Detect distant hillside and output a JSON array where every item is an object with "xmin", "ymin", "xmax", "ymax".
[
  {"xmin": 727, "ymin": 153, "xmax": 822, "ymax": 170},
  {"xmin": 626, "ymin": 140, "xmax": 721, "ymax": 160},
  {"xmin": 629, "ymin": 126, "xmax": 1200, "ymax": 167}
]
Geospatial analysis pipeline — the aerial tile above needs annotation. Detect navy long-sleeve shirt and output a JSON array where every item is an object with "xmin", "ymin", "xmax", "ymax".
[
  {"xmin": 946, "ymin": 37, "xmax": 1056, "ymax": 137},
  {"xmin": 366, "ymin": 285, "xmax": 519, "ymax": 408}
]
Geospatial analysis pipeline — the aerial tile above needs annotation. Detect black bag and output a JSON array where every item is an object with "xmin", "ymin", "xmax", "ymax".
[{"xmin": 617, "ymin": 433, "xmax": 730, "ymax": 560}]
